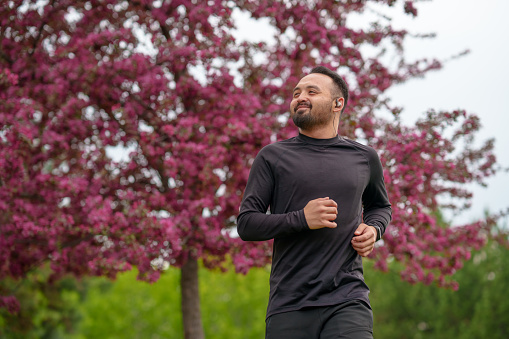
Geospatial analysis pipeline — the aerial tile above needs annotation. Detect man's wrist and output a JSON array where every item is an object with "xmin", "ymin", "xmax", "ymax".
[{"xmin": 372, "ymin": 225, "xmax": 382, "ymax": 242}]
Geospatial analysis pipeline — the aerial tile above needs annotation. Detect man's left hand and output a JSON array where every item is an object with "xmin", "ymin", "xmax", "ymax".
[{"xmin": 351, "ymin": 223, "xmax": 377, "ymax": 257}]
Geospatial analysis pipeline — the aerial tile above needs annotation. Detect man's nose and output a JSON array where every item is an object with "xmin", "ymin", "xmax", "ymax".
[{"xmin": 297, "ymin": 95, "xmax": 309, "ymax": 103}]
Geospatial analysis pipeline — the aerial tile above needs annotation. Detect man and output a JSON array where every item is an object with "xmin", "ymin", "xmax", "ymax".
[{"xmin": 237, "ymin": 66, "xmax": 392, "ymax": 339}]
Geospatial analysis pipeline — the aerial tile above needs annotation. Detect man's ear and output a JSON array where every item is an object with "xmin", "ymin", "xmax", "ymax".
[{"xmin": 333, "ymin": 97, "xmax": 344, "ymax": 112}]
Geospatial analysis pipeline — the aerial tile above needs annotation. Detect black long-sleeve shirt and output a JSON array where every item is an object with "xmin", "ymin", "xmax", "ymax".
[{"xmin": 237, "ymin": 133, "xmax": 391, "ymax": 318}]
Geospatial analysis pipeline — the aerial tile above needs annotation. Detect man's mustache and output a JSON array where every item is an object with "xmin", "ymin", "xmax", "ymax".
[{"xmin": 295, "ymin": 103, "xmax": 311, "ymax": 112}]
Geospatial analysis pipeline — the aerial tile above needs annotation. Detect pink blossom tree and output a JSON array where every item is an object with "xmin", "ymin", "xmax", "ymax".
[{"xmin": 0, "ymin": 1, "xmax": 505, "ymax": 338}]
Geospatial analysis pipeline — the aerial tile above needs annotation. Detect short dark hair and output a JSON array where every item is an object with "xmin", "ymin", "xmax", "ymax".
[{"xmin": 310, "ymin": 66, "xmax": 349, "ymax": 111}]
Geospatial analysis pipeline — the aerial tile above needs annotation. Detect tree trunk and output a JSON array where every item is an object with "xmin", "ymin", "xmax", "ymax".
[{"xmin": 181, "ymin": 258, "xmax": 205, "ymax": 339}]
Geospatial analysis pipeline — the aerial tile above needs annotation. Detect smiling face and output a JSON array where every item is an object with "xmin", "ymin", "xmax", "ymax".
[{"xmin": 290, "ymin": 73, "xmax": 338, "ymax": 131}]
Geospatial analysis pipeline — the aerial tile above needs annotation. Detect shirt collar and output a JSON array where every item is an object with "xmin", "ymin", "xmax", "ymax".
[{"xmin": 296, "ymin": 132, "xmax": 343, "ymax": 146}]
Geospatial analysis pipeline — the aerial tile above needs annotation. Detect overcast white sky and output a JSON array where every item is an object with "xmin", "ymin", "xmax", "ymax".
[
  {"xmin": 232, "ymin": 0, "xmax": 509, "ymax": 226},
  {"xmin": 381, "ymin": 0, "xmax": 509, "ymax": 226}
]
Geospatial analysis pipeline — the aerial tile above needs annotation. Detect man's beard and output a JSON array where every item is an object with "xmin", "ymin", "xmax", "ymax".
[{"xmin": 292, "ymin": 104, "xmax": 331, "ymax": 130}]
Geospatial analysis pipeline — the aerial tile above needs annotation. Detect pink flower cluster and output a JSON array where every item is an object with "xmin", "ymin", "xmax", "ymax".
[{"xmin": 369, "ymin": 109, "xmax": 501, "ymax": 288}]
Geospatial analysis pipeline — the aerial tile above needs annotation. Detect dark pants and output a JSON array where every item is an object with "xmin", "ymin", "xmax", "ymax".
[{"xmin": 265, "ymin": 300, "xmax": 374, "ymax": 339}]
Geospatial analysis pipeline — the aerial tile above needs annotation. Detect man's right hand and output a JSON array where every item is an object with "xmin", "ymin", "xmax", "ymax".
[{"xmin": 303, "ymin": 197, "xmax": 338, "ymax": 230}]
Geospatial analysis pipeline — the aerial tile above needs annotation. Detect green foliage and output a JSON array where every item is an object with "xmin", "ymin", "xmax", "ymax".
[
  {"xmin": 3, "ymin": 241, "xmax": 508, "ymax": 338},
  {"xmin": 199, "ymin": 266, "xmax": 269, "ymax": 339},
  {"xmin": 70, "ymin": 264, "xmax": 269, "ymax": 339},
  {"xmin": 0, "ymin": 265, "xmax": 83, "ymax": 339},
  {"xmin": 366, "ymin": 241, "xmax": 509, "ymax": 339},
  {"xmin": 70, "ymin": 269, "xmax": 182, "ymax": 339}
]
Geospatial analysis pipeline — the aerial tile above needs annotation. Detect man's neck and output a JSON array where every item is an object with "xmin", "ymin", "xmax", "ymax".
[{"xmin": 299, "ymin": 125, "xmax": 338, "ymax": 139}]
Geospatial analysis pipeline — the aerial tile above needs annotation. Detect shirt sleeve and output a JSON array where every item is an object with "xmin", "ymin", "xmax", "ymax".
[
  {"xmin": 362, "ymin": 148, "xmax": 392, "ymax": 239},
  {"xmin": 237, "ymin": 148, "xmax": 308, "ymax": 241}
]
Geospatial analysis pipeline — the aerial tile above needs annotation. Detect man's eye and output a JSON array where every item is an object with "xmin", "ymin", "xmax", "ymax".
[{"xmin": 293, "ymin": 92, "xmax": 300, "ymax": 97}]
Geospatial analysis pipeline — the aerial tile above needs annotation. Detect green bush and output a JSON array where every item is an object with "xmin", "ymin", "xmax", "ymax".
[
  {"xmin": 0, "ymin": 266, "xmax": 83, "ymax": 339},
  {"xmin": 367, "ymin": 241, "xmax": 509, "ymax": 339}
]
